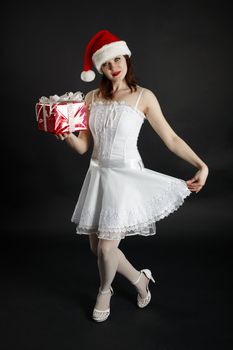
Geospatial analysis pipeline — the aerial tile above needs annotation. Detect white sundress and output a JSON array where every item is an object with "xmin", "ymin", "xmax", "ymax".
[{"xmin": 71, "ymin": 87, "xmax": 192, "ymax": 240}]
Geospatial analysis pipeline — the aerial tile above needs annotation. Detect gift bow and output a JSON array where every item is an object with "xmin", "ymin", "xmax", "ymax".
[
  {"xmin": 36, "ymin": 91, "xmax": 85, "ymax": 132},
  {"xmin": 39, "ymin": 91, "xmax": 84, "ymax": 103}
]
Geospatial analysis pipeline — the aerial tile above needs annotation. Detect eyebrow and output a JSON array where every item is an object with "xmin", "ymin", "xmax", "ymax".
[{"xmin": 103, "ymin": 56, "xmax": 121, "ymax": 65}]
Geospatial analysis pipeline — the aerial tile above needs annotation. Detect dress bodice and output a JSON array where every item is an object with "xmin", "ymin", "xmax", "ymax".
[{"xmin": 89, "ymin": 89, "xmax": 146, "ymax": 162}]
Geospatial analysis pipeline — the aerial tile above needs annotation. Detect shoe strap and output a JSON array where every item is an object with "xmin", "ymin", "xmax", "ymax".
[{"xmin": 132, "ymin": 271, "xmax": 142, "ymax": 285}]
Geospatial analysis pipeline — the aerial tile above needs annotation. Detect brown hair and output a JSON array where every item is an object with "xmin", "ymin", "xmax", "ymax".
[{"xmin": 97, "ymin": 55, "xmax": 138, "ymax": 100}]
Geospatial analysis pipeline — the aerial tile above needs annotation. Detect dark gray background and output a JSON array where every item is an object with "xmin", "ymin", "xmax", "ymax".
[
  {"xmin": 2, "ymin": 0, "xmax": 232, "ymax": 232},
  {"xmin": 2, "ymin": 0, "xmax": 232, "ymax": 235},
  {"xmin": 1, "ymin": 1, "xmax": 232, "ymax": 349}
]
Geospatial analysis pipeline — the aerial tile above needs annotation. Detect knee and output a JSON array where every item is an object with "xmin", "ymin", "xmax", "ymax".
[
  {"xmin": 89, "ymin": 241, "xmax": 98, "ymax": 256},
  {"xmin": 90, "ymin": 245, "xmax": 98, "ymax": 256},
  {"xmin": 97, "ymin": 241, "xmax": 115, "ymax": 259},
  {"xmin": 89, "ymin": 234, "xmax": 99, "ymax": 256}
]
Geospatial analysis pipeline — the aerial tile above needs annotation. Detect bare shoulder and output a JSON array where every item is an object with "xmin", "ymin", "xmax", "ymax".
[
  {"xmin": 138, "ymin": 87, "xmax": 179, "ymax": 146},
  {"xmin": 84, "ymin": 88, "xmax": 98, "ymax": 106},
  {"xmin": 136, "ymin": 86, "xmax": 159, "ymax": 117},
  {"xmin": 141, "ymin": 88, "xmax": 162, "ymax": 114},
  {"xmin": 141, "ymin": 87, "xmax": 158, "ymax": 103}
]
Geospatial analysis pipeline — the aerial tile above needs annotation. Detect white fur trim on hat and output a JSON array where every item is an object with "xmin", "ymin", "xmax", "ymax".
[
  {"xmin": 92, "ymin": 41, "xmax": 131, "ymax": 73},
  {"xmin": 80, "ymin": 70, "xmax": 96, "ymax": 82}
]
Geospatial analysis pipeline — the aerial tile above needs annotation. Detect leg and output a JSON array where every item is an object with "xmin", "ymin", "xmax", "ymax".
[
  {"xmin": 94, "ymin": 237, "xmax": 121, "ymax": 311},
  {"xmin": 97, "ymin": 238, "xmax": 121, "ymax": 290},
  {"xmin": 116, "ymin": 248, "xmax": 149, "ymax": 298},
  {"xmin": 89, "ymin": 234, "xmax": 139, "ymax": 283},
  {"xmin": 89, "ymin": 234, "xmax": 148, "ymax": 299},
  {"xmin": 89, "ymin": 233, "xmax": 99, "ymax": 256}
]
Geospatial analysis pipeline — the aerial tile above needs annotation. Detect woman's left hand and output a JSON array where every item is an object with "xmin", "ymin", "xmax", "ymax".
[{"xmin": 186, "ymin": 166, "xmax": 209, "ymax": 193}]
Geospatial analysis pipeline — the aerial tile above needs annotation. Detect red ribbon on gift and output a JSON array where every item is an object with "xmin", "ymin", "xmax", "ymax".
[{"xmin": 35, "ymin": 92, "xmax": 88, "ymax": 134}]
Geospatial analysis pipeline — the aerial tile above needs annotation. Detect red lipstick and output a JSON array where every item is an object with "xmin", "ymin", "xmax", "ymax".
[{"xmin": 112, "ymin": 71, "xmax": 121, "ymax": 77}]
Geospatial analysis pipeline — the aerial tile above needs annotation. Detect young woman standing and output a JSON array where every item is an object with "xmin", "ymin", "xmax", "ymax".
[{"xmin": 56, "ymin": 30, "xmax": 209, "ymax": 322}]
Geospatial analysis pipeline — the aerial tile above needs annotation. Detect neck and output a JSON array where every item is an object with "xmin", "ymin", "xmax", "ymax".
[{"xmin": 111, "ymin": 79, "xmax": 128, "ymax": 93}]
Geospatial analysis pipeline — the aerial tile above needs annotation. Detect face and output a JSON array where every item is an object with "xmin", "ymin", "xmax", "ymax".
[{"xmin": 101, "ymin": 55, "xmax": 128, "ymax": 81}]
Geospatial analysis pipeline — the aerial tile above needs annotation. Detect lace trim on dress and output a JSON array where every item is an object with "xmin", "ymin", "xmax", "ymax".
[
  {"xmin": 88, "ymin": 100, "xmax": 146, "ymax": 121},
  {"xmin": 73, "ymin": 179, "xmax": 192, "ymax": 240}
]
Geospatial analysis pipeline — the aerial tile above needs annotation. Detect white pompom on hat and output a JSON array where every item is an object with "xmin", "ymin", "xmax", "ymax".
[{"xmin": 81, "ymin": 29, "xmax": 131, "ymax": 82}]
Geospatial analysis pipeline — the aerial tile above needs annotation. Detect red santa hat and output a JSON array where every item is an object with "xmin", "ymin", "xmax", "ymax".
[{"xmin": 80, "ymin": 30, "xmax": 131, "ymax": 82}]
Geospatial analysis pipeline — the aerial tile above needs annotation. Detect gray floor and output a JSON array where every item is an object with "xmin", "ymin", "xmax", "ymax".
[{"xmin": 1, "ymin": 196, "xmax": 232, "ymax": 350}]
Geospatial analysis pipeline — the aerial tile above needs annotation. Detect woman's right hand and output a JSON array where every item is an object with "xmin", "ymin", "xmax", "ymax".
[{"xmin": 55, "ymin": 132, "xmax": 71, "ymax": 141}]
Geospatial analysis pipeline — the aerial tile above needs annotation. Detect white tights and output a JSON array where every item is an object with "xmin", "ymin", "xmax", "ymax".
[{"xmin": 89, "ymin": 234, "xmax": 147, "ymax": 310}]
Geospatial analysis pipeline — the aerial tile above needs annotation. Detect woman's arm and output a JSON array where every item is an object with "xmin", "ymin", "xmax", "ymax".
[
  {"xmin": 56, "ymin": 91, "xmax": 93, "ymax": 155},
  {"xmin": 142, "ymin": 89, "xmax": 209, "ymax": 193},
  {"xmin": 143, "ymin": 89, "xmax": 208, "ymax": 170}
]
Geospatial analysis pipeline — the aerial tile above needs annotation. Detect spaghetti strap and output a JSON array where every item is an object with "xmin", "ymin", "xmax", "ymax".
[
  {"xmin": 134, "ymin": 88, "xmax": 144, "ymax": 109},
  {"xmin": 91, "ymin": 90, "xmax": 95, "ymax": 104}
]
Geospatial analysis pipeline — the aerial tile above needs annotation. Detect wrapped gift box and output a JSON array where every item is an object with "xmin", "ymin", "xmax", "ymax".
[{"xmin": 35, "ymin": 91, "xmax": 87, "ymax": 134}]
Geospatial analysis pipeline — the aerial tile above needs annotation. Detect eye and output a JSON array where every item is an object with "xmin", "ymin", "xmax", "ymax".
[
  {"xmin": 101, "ymin": 63, "xmax": 109, "ymax": 71},
  {"xmin": 114, "ymin": 56, "xmax": 121, "ymax": 62}
]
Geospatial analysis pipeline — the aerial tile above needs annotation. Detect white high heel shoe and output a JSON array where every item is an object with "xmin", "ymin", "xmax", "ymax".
[
  {"xmin": 92, "ymin": 286, "xmax": 114, "ymax": 322},
  {"xmin": 132, "ymin": 269, "xmax": 155, "ymax": 308}
]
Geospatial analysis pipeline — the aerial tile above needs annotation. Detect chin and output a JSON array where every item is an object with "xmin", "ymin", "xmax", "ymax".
[{"xmin": 113, "ymin": 73, "xmax": 125, "ymax": 81}]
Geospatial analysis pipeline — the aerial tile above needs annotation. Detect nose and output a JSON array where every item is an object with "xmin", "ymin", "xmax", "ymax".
[{"xmin": 108, "ymin": 61, "xmax": 117, "ymax": 71}]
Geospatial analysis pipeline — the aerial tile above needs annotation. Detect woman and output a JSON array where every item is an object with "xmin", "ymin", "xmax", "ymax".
[{"xmin": 56, "ymin": 30, "xmax": 209, "ymax": 322}]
